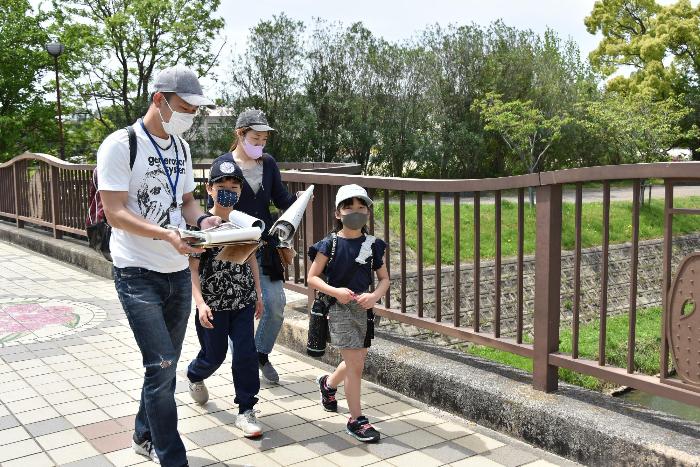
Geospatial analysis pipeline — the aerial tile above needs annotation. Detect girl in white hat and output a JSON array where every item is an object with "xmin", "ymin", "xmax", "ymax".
[{"xmin": 307, "ymin": 184, "xmax": 390, "ymax": 443}]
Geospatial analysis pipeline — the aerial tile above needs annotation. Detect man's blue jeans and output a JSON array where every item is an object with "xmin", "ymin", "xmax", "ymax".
[
  {"xmin": 114, "ymin": 266, "xmax": 191, "ymax": 467},
  {"xmin": 254, "ymin": 253, "xmax": 286, "ymax": 355}
]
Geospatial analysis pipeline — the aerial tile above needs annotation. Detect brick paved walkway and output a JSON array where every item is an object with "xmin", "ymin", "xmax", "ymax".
[{"xmin": 0, "ymin": 241, "xmax": 580, "ymax": 467}]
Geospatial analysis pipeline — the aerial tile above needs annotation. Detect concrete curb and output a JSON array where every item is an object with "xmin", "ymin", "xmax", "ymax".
[{"xmin": 2, "ymin": 220, "xmax": 699, "ymax": 466}]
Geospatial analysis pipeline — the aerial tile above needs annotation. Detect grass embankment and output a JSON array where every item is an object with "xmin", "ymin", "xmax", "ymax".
[
  {"xmin": 461, "ymin": 307, "xmax": 663, "ymax": 391},
  {"xmin": 375, "ymin": 197, "xmax": 700, "ymax": 265}
]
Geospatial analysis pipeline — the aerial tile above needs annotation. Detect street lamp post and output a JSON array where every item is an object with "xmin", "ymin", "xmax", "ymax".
[{"xmin": 46, "ymin": 42, "xmax": 65, "ymax": 160}]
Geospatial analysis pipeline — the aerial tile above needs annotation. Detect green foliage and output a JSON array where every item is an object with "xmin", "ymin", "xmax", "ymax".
[
  {"xmin": 585, "ymin": 0, "xmax": 700, "ymax": 154},
  {"xmin": 0, "ymin": 0, "xmax": 56, "ymax": 161},
  {"xmin": 474, "ymin": 92, "xmax": 568, "ymax": 174},
  {"xmin": 577, "ymin": 93, "xmax": 698, "ymax": 165},
  {"xmin": 218, "ymin": 19, "xmax": 602, "ymax": 178},
  {"xmin": 50, "ymin": 0, "xmax": 225, "ymax": 129}
]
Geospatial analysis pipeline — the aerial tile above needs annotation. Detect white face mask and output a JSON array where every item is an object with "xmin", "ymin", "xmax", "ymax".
[{"xmin": 158, "ymin": 98, "xmax": 196, "ymax": 135}]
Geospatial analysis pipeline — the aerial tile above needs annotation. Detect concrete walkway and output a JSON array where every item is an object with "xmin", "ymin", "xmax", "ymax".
[{"xmin": 0, "ymin": 241, "xmax": 580, "ymax": 467}]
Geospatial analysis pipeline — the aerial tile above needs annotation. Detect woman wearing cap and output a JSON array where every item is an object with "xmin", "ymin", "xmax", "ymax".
[
  {"xmin": 306, "ymin": 184, "xmax": 389, "ymax": 442},
  {"xmin": 226, "ymin": 108, "xmax": 298, "ymax": 383}
]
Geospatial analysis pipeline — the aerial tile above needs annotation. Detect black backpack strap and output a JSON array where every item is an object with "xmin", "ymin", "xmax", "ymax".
[
  {"xmin": 177, "ymin": 136, "xmax": 188, "ymax": 162},
  {"xmin": 125, "ymin": 125, "xmax": 137, "ymax": 170}
]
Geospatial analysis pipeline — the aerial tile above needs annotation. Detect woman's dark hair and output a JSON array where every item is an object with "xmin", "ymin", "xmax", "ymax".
[
  {"xmin": 331, "ymin": 197, "xmax": 370, "ymax": 234},
  {"xmin": 229, "ymin": 127, "xmax": 250, "ymax": 152}
]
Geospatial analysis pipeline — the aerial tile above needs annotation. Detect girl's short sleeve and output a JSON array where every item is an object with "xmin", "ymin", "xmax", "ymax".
[
  {"xmin": 308, "ymin": 237, "xmax": 333, "ymax": 262},
  {"xmin": 372, "ymin": 239, "xmax": 387, "ymax": 270}
]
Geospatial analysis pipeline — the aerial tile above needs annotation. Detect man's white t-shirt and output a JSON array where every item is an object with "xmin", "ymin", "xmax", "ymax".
[{"xmin": 96, "ymin": 120, "xmax": 195, "ymax": 273}]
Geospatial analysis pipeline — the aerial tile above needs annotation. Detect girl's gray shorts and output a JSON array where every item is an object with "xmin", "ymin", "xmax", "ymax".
[{"xmin": 328, "ymin": 301, "xmax": 371, "ymax": 349}]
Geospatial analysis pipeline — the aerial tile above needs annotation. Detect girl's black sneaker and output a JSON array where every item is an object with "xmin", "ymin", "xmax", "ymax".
[
  {"xmin": 316, "ymin": 374, "xmax": 338, "ymax": 412},
  {"xmin": 346, "ymin": 416, "xmax": 380, "ymax": 443}
]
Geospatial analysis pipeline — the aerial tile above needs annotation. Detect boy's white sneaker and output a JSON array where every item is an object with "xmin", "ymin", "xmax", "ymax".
[
  {"xmin": 235, "ymin": 409, "xmax": 263, "ymax": 438},
  {"xmin": 132, "ymin": 434, "xmax": 160, "ymax": 464},
  {"xmin": 189, "ymin": 380, "xmax": 209, "ymax": 405}
]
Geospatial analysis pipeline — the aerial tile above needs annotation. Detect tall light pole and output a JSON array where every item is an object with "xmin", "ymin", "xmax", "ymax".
[{"xmin": 46, "ymin": 42, "xmax": 65, "ymax": 160}]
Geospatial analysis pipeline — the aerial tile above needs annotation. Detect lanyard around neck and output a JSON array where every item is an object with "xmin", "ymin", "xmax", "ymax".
[{"xmin": 140, "ymin": 120, "xmax": 180, "ymax": 207}]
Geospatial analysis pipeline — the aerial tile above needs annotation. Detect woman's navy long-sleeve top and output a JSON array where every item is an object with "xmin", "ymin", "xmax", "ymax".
[{"xmin": 231, "ymin": 153, "xmax": 296, "ymax": 246}]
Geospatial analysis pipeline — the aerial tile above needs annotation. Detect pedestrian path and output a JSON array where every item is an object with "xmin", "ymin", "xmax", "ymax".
[{"xmin": 0, "ymin": 241, "xmax": 580, "ymax": 467}]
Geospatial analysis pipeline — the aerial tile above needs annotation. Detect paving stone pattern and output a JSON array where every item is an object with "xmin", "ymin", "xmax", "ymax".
[{"xmin": 0, "ymin": 241, "xmax": 579, "ymax": 467}]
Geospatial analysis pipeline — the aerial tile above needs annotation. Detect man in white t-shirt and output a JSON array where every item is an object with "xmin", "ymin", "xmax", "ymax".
[{"xmin": 97, "ymin": 65, "xmax": 220, "ymax": 467}]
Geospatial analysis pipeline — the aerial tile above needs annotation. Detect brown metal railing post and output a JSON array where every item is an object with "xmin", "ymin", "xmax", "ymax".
[
  {"xmin": 12, "ymin": 164, "xmax": 24, "ymax": 228},
  {"xmin": 660, "ymin": 181, "xmax": 673, "ymax": 378},
  {"xmin": 400, "ymin": 191, "xmax": 406, "ymax": 313},
  {"xmin": 628, "ymin": 180, "xmax": 641, "ymax": 373},
  {"xmin": 435, "ymin": 193, "xmax": 442, "ymax": 322},
  {"xmin": 417, "ymin": 192, "xmax": 424, "ymax": 317},
  {"xmin": 305, "ymin": 189, "xmax": 317, "ymax": 310},
  {"xmin": 516, "ymin": 188, "xmax": 524, "ymax": 343},
  {"xmin": 50, "ymin": 165, "xmax": 62, "ymax": 239},
  {"xmin": 599, "ymin": 181, "xmax": 610, "ymax": 365},
  {"xmin": 533, "ymin": 184, "xmax": 562, "ymax": 392},
  {"xmin": 454, "ymin": 192, "xmax": 460, "ymax": 327},
  {"xmin": 473, "ymin": 192, "xmax": 480, "ymax": 331},
  {"xmin": 383, "ymin": 189, "xmax": 391, "ymax": 309},
  {"xmin": 572, "ymin": 183, "xmax": 582, "ymax": 358}
]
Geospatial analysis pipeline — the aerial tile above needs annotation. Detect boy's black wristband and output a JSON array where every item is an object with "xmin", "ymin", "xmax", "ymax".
[{"xmin": 196, "ymin": 213, "xmax": 212, "ymax": 229}]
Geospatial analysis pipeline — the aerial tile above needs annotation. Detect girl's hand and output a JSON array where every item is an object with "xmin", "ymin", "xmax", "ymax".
[
  {"xmin": 334, "ymin": 287, "xmax": 356, "ymax": 305},
  {"xmin": 356, "ymin": 292, "xmax": 380, "ymax": 310},
  {"xmin": 255, "ymin": 297, "xmax": 264, "ymax": 319},
  {"xmin": 198, "ymin": 302, "xmax": 214, "ymax": 329}
]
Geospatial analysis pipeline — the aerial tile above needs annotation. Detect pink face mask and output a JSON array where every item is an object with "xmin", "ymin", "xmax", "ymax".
[{"xmin": 242, "ymin": 137, "xmax": 264, "ymax": 159}]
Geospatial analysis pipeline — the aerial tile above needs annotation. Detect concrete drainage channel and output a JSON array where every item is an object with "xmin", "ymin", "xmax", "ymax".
[{"xmin": 2, "ymin": 221, "xmax": 699, "ymax": 466}]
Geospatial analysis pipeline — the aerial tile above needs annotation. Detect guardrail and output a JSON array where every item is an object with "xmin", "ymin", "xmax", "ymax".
[{"xmin": 1, "ymin": 152, "xmax": 698, "ymax": 406}]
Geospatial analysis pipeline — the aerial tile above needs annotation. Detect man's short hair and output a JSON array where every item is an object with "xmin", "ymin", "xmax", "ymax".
[{"xmin": 150, "ymin": 91, "xmax": 175, "ymax": 104}]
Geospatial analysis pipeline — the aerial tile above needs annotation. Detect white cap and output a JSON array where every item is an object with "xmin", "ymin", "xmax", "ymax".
[{"xmin": 335, "ymin": 184, "xmax": 373, "ymax": 208}]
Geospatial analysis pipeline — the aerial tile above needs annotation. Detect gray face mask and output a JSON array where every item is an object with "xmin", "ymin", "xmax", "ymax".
[{"xmin": 341, "ymin": 212, "xmax": 369, "ymax": 230}]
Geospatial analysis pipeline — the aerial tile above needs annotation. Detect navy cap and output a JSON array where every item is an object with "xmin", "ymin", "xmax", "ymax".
[{"xmin": 209, "ymin": 154, "xmax": 244, "ymax": 183}]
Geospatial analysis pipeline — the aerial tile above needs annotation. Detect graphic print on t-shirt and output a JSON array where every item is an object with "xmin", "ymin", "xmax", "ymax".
[{"xmin": 136, "ymin": 164, "xmax": 179, "ymax": 227}]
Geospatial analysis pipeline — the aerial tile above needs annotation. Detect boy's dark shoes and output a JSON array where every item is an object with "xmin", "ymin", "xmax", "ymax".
[
  {"xmin": 346, "ymin": 415, "xmax": 380, "ymax": 443},
  {"xmin": 316, "ymin": 374, "xmax": 338, "ymax": 412}
]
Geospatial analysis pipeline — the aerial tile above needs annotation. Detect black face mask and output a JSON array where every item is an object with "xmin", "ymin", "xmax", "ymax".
[{"xmin": 341, "ymin": 212, "xmax": 369, "ymax": 230}]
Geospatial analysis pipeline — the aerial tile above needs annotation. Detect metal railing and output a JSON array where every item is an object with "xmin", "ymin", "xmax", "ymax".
[{"xmin": 1, "ymin": 152, "xmax": 699, "ymax": 407}]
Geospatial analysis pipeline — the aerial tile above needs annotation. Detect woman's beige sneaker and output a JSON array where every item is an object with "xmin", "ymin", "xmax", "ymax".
[{"xmin": 188, "ymin": 380, "xmax": 209, "ymax": 405}]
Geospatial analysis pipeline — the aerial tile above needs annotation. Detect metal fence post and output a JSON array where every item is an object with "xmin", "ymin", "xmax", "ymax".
[
  {"xmin": 305, "ymin": 186, "xmax": 318, "ymax": 310},
  {"xmin": 533, "ymin": 184, "xmax": 562, "ymax": 392},
  {"xmin": 12, "ymin": 163, "xmax": 24, "ymax": 228},
  {"xmin": 50, "ymin": 165, "xmax": 62, "ymax": 239}
]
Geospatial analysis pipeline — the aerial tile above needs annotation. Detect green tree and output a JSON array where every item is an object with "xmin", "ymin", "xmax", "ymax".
[
  {"xmin": 578, "ymin": 93, "xmax": 697, "ymax": 165},
  {"xmin": 585, "ymin": 0, "xmax": 700, "ymax": 153},
  {"xmin": 0, "ymin": 0, "xmax": 56, "ymax": 161},
  {"xmin": 227, "ymin": 13, "xmax": 307, "ymax": 160},
  {"xmin": 474, "ymin": 92, "xmax": 568, "ymax": 203},
  {"xmin": 51, "ymin": 0, "xmax": 225, "ymax": 129}
]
